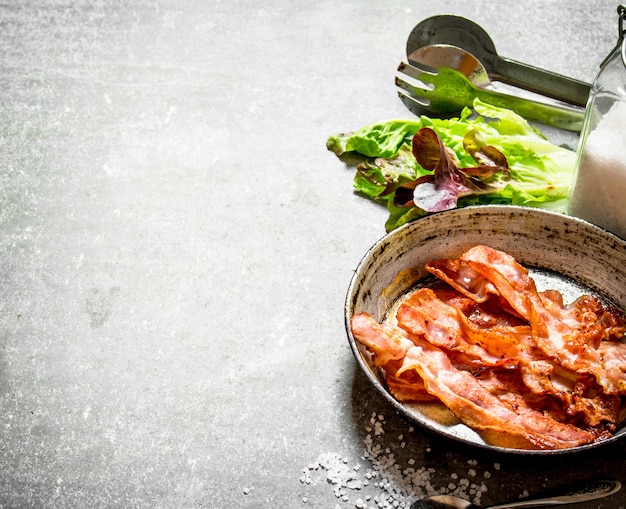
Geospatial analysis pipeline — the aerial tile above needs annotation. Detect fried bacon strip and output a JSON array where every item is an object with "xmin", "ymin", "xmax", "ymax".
[
  {"xmin": 351, "ymin": 245, "xmax": 626, "ymax": 449},
  {"xmin": 386, "ymin": 373, "xmax": 439, "ymax": 403},
  {"xmin": 351, "ymin": 313, "xmax": 595, "ymax": 449},
  {"xmin": 398, "ymin": 287, "xmax": 621, "ymax": 429},
  {"xmin": 396, "ymin": 288, "xmax": 513, "ymax": 367},
  {"xmin": 429, "ymin": 245, "xmax": 626, "ymax": 395}
]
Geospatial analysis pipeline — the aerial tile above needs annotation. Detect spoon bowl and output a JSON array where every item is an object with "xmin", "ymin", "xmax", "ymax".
[
  {"xmin": 406, "ymin": 15, "xmax": 590, "ymax": 107},
  {"xmin": 408, "ymin": 44, "xmax": 492, "ymax": 89}
]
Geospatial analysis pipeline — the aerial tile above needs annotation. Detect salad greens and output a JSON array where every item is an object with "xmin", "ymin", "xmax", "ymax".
[{"xmin": 327, "ymin": 99, "xmax": 577, "ymax": 232}]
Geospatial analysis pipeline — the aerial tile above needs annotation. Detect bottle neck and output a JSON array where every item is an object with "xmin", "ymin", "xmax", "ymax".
[
  {"xmin": 600, "ymin": 5, "xmax": 626, "ymax": 68},
  {"xmin": 618, "ymin": 5, "xmax": 626, "ymax": 67}
]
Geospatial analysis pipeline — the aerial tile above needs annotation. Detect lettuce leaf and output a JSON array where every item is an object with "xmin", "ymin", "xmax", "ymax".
[{"xmin": 327, "ymin": 99, "xmax": 577, "ymax": 231}]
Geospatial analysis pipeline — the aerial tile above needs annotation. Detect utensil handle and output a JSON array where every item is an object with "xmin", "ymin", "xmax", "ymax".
[
  {"xmin": 486, "ymin": 55, "xmax": 591, "ymax": 108},
  {"xmin": 489, "ymin": 479, "xmax": 621, "ymax": 509},
  {"xmin": 472, "ymin": 80, "xmax": 585, "ymax": 132}
]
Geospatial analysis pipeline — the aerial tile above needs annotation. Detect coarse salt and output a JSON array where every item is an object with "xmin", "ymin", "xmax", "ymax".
[{"xmin": 300, "ymin": 413, "xmax": 490, "ymax": 508}]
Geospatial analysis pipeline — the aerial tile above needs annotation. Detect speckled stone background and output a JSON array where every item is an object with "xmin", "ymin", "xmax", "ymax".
[{"xmin": 1, "ymin": 1, "xmax": 625, "ymax": 508}]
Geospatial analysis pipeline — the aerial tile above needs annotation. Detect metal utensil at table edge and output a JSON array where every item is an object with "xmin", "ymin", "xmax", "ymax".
[
  {"xmin": 410, "ymin": 479, "xmax": 622, "ymax": 509},
  {"xmin": 406, "ymin": 14, "xmax": 591, "ymax": 107},
  {"xmin": 396, "ymin": 44, "xmax": 585, "ymax": 131}
]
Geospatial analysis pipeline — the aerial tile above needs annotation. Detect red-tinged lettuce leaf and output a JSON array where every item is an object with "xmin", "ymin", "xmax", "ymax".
[
  {"xmin": 396, "ymin": 128, "xmax": 510, "ymax": 213},
  {"xmin": 462, "ymin": 129, "xmax": 509, "ymax": 177}
]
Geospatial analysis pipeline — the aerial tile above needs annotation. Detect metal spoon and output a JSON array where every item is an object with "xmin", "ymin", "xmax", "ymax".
[
  {"xmin": 410, "ymin": 479, "xmax": 621, "ymax": 509},
  {"xmin": 406, "ymin": 14, "xmax": 591, "ymax": 107}
]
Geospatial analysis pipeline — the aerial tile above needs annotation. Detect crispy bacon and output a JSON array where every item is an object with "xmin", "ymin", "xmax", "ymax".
[
  {"xmin": 426, "ymin": 259, "xmax": 496, "ymax": 302},
  {"xmin": 598, "ymin": 341, "xmax": 626, "ymax": 394},
  {"xmin": 351, "ymin": 312, "xmax": 595, "ymax": 450},
  {"xmin": 386, "ymin": 373, "xmax": 439, "ymax": 403},
  {"xmin": 396, "ymin": 288, "xmax": 512, "ymax": 367},
  {"xmin": 350, "ymin": 312, "xmax": 414, "ymax": 371},
  {"xmin": 458, "ymin": 246, "xmax": 626, "ymax": 395},
  {"xmin": 351, "ymin": 245, "xmax": 626, "ymax": 449},
  {"xmin": 541, "ymin": 292, "xmax": 626, "ymax": 342}
]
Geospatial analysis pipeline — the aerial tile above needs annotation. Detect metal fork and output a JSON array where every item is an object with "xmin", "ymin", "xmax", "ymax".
[{"xmin": 396, "ymin": 60, "xmax": 585, "ymax": 131}]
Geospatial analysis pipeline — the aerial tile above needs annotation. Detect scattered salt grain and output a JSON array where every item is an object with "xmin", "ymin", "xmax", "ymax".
[
  {"xmin": 373, "ymin": 421, "xmax": 384, "ymax": 436},
  {"xmin": 347, "ymin": 479, "xmax": 363, "ymax": 490},
  {"xmin": 300, "ymin": 414, "xmax": 492, "ymax": 508}
]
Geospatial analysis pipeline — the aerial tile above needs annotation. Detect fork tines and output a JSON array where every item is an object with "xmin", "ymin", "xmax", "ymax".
[
  {"xmin": 398, "ymin": 60, "xmax": 437, "ymax": 82},
  {"xmin": 396, "ymin": 61, "xmax": 437, "ymax": 114}
]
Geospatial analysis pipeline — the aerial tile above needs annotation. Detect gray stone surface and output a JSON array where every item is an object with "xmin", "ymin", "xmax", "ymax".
[{"xmin": 1, "ymin": 1, "xmax": 624, "ymax": 508}]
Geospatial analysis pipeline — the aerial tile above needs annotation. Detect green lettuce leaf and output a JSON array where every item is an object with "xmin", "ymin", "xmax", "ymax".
[{"xmin": 327, "ymin": 99, "xmax": 577, "ymax": 231}]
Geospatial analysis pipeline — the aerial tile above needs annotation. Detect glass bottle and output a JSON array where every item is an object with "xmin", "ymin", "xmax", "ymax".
[{"xmin": 567, "ymin": 5, "xmax": 626, "ymax": 238}]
